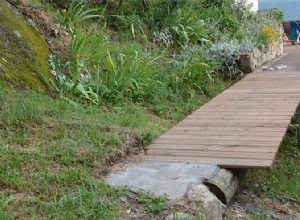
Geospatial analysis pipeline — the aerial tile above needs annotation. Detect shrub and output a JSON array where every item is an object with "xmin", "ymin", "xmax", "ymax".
[
  {"xmin": 207, "ymin": 41, "xmax": 242, "ymax": 78},
  {"xmin": 168, "ymin": 45, "xmax": 216, "ymax": 96}
]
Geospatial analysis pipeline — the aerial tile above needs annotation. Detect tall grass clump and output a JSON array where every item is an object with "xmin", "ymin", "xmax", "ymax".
[
  {"xmin": 51, "ymin": 27, "xmax": 165, "ymax": 104},
  {"xmin": 2, "ymin": 92, "xmax": 43, "ymax": 125},
  {"xmin": 49, "ymin": 0, "xmax": 284, "ymax": 109}
]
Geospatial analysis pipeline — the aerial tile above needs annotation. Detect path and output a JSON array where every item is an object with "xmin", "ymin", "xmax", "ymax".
[
  {"xmin": 107, "ymin": 45, "xmax": 300, "ymax": 203},
  {"xmin": 145, "ymin": 46, "xmax": 300, "ymax": 168}
]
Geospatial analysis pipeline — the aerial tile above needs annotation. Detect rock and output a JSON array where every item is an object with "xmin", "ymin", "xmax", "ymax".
[
  {"xmin": 271, "ymin": 44, "xmax": 277, "ymax": 59},
  {"xmin": 261, "ymin": 44, "xmax": 272, "ymax": 64},
  {"xmin": 107, "ymin": 161, "xmax": 219, "ymax": 200},
  {"xmin": 187, "ymin": 184, "xmax": 227, "ymax": 220},
  {"xmin": 275, "ymin": 65, "xmax": 287, "ymax": 70},
  {"xmin": 165, "ymin": 212, "xmax": 195, "ymax": 220},
  {"xmin": 0, "ymin": 0, "xmax": 53, "ymax": 91},
  {"xmin": 238, "ymin": 47, "xmax": 263, "ymax": 73},
  {"xmin": 252, "ymin": 48, "xmax": 262, "ymax": 68},
  {"xmin": 261, "ymin": 66, "xmax": 274, "ymax": 71},
  {"xmin": 120, "ymin": 197, "xmax": 127, "ymax": 204},
  {"xmin": 239, "ymin": 54, "xmax": 255, "ymax": 73}
]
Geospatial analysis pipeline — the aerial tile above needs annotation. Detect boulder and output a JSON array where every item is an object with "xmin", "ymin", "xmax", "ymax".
[
  {"xmin": 239, "ymin": 54, "xmax": 255, "ymax": 73},
  {"xmin": 0, "ymin": 0, "xmax": 53, "ymax": 91},
  {"xmin": 187, "ymin": 184, "xmax": 227, "ymax": 220}
]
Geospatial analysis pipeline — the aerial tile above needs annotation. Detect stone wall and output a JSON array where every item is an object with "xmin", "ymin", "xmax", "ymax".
[{"xmin": 239, "ymin": 39, "xmax": 284, "ymax": 73}]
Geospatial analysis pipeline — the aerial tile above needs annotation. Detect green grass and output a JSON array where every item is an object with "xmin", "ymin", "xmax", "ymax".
[
  {"xmin": 243, "ymin": 125, "xmax": 300, "ymax": 212},
  {"xmin": 0, "ymin": 89, "xmax": 173, "ymax": 219},
  {"xmin": 0, "ymin": 86, "xmax": 231, "ymax": 219}
]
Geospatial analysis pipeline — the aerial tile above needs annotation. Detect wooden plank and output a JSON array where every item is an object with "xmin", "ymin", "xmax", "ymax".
[
  {"xmin": 191, "ymin": 111, "xmax": 295, "ymax": 116},
  {"xmin": 152, "ymin": 139, "xmax": 280, "ymax": 146},
  {"xmin": 215, "ymin": 93, "xmax": 300, "ymax": 97},
  {"xmin": 194, "ymin": 109, "xmax": 296, "ymax": 114},
  {"xmin": 207, "ymin": 100, "xmax": 299, "ymax": 104},
  {"xmin": 186, "ymin": 115, "xmax": 291, "ymax": 120},
  {"xmin": 222, "ymin": 90, "xmax": 300, "ymax": 94},
  {"xmin": 181, "ymin": 119, "xmax": 290, "ymax": 123},
  {"xmin": 158, "ymin": 134, "xmax": 283, "ymax": 142},
  {"xmin": 165, "ymin": 130, "xmax": 284, "ymax": 136},
  {"xmin": 144, "ymin": 156, "xmax": 273, "ymax": 168},
  {"xmin": 200, "ymin": 104, "xmax": 298, "ymax": 109},
  {"xmin": 177, "ymin": 122, "xmax": 289, "ymax": 127},
  {"xmin": 203, "ymin": 102, "xmax": 298, "ymax": 107},
  {"xmin": 171, "ymin": 126, "xmax": 287, "ymax": 132},
  {"xmin": 147, "ymin": 150, "xmax": 275, "ymax": 160},
  {"xmin": 212, "ymin": 98, "xmax": 300, "ymax": 102},
  {"xmin": 146, "ymin": 144, "xmax": 278, "ymax": 152}
]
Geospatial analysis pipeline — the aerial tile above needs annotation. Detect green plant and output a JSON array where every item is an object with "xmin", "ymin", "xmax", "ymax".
[
  {"xmin": 50, "ymin": 27, "xmax": 107, "ymax": 104},
  {"xmin": 2, "ymin": 92, "xmax": 43, "ymax": 125},
  {"xmin": 160, "ymin": 4, "xmax": 211, "ymax": 47},
  {"xmin": 243, "ymin": 126, "xmax": 300, "ymax": 201},
  {"xmin": 169, "ymin": 45, "xmax": 216, "ymax": 97},
  {"xmin": 250, "ymin": 211, "xmax": 268, "ymax": 220},
  {"xmin": 0, "ymin": 194, "xmax": 14, "ymax": 220},
  {"xmin": 60, "ymin": 0, "xmax": 103, "ymax": 28},
  {"xmin": 136, "ymin": 193, "xmax": 168, "ymax": 215},
  {"xmin": 100, "ymin": 47, "xmax": 162, "ymax": 101},
  {"xmin": 207, "ymin": 40, "xmax": 242, "ymax": 78}
]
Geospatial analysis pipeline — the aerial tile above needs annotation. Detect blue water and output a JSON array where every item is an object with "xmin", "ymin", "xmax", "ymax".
[{"xmin": 259, "ymin": 0, "xmax": 300, "ymax": 20}]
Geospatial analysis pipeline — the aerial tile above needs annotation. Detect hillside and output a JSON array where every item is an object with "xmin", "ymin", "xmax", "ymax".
[{"xmin": 1, "ymin": 0, "xmax": 299, "ymax": 219}]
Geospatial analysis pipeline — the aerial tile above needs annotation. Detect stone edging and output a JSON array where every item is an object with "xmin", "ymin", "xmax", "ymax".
[{"xmin": 239, "ymin": 39, "xmax": 284, "ymax": 73}]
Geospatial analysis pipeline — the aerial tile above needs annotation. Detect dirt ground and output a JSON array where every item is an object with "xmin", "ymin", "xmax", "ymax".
[{"xmin": 226, "ymin": 188, "xmax": 300, "ymax": 220}]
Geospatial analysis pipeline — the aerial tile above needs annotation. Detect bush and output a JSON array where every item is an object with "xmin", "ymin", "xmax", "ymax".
[{"xmin": 207, "ymin": 40, "xmax": 242, "ymax": 78}]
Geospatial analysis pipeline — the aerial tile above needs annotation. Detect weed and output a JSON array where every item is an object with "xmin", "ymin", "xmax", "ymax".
[
  {"xmin": 2, "ymin": 92, "xmax": 43, "ymax": 125},
  {"xmin": 0, "ymin": 194, "xmax": 14, "ymax": 220},
  {"xmin": 60, "ymin": 0, "xmax": 103, "ymax": 28},
  {"xmin": 136, "ymin": 193, "xmax": 168, "ymax": 215},
  {"xmin": 250, "ymin": 211, "xmax": 268, "ymax": 220}
]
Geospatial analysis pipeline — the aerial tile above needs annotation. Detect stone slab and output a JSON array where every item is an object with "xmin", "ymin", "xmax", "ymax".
[{"xmin": 106, "ymin": 161, "xmax": 219, "ymax": 200}]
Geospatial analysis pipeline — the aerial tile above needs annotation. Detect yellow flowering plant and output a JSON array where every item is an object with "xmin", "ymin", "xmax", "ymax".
[{"xmin": 261, "ymin": 23, "xmax": 282, "ymax": 46}]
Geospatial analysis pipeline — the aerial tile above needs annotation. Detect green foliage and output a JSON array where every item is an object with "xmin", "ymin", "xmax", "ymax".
[
  {"xmin": 0, "ymin": 194, "xmax": 14, "ymax": 220},
  {"xmin": 51, "ymin": 30, "xmax": 164, "ymax": 104},
  {"xmin": 244, "ymin": 126, "xmax": 300, "ymax": 202},
  {"xmin": 207, "ymin": 41, "xmax": 242, "ymax": 78},
  {"xmin": 60, "ymin": 0, "xmax": 103, "ymax": 28},
  {"xmin": 0, "ymin": 88, "xmax": 172, "ymax": 219},
  {"xmin": 170, "ymin": 45, "xmax": 216, "ymax": 95},
  {"xmin": 136, "ymin": 193, "xmax": 168, "ymax": 215},
  {"xmin": 171, "ymin": 10, "xmax": 210, "ymax": 47},
  {"xmin": 2, "ymin": 92, "xmax": 43, "ymax": 125}
]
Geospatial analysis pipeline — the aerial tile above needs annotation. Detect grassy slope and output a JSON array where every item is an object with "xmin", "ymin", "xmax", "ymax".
[
  {"xmin": 0, "ymin": 90, "xmax": 169, "ymax": 219},
  {"xmin": 0, "ymin": 1, "xmax": 230, "ymax": 218},
  {"xmin": 0, "ymin": 89, "xmax": 218, "ymax": 219},
  {"xmin": 1, "ymin": 1, "xmax": 298, "ymax": 219}
]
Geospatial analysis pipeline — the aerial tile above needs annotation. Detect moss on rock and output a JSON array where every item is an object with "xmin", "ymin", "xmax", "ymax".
[{"xmin": 0, "ymin": 0, "xmax": 53, "ymax": 91}]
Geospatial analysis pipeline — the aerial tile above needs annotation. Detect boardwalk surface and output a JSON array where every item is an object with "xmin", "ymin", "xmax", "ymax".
[{"xmin": 146, "ymin": 46, "xmax": 300, "ymax": 168}]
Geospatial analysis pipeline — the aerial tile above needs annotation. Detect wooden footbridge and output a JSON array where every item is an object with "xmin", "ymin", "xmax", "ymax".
[{"xmin": 146, "ymin": 47, "xmax": 300, "ymax": 168}]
